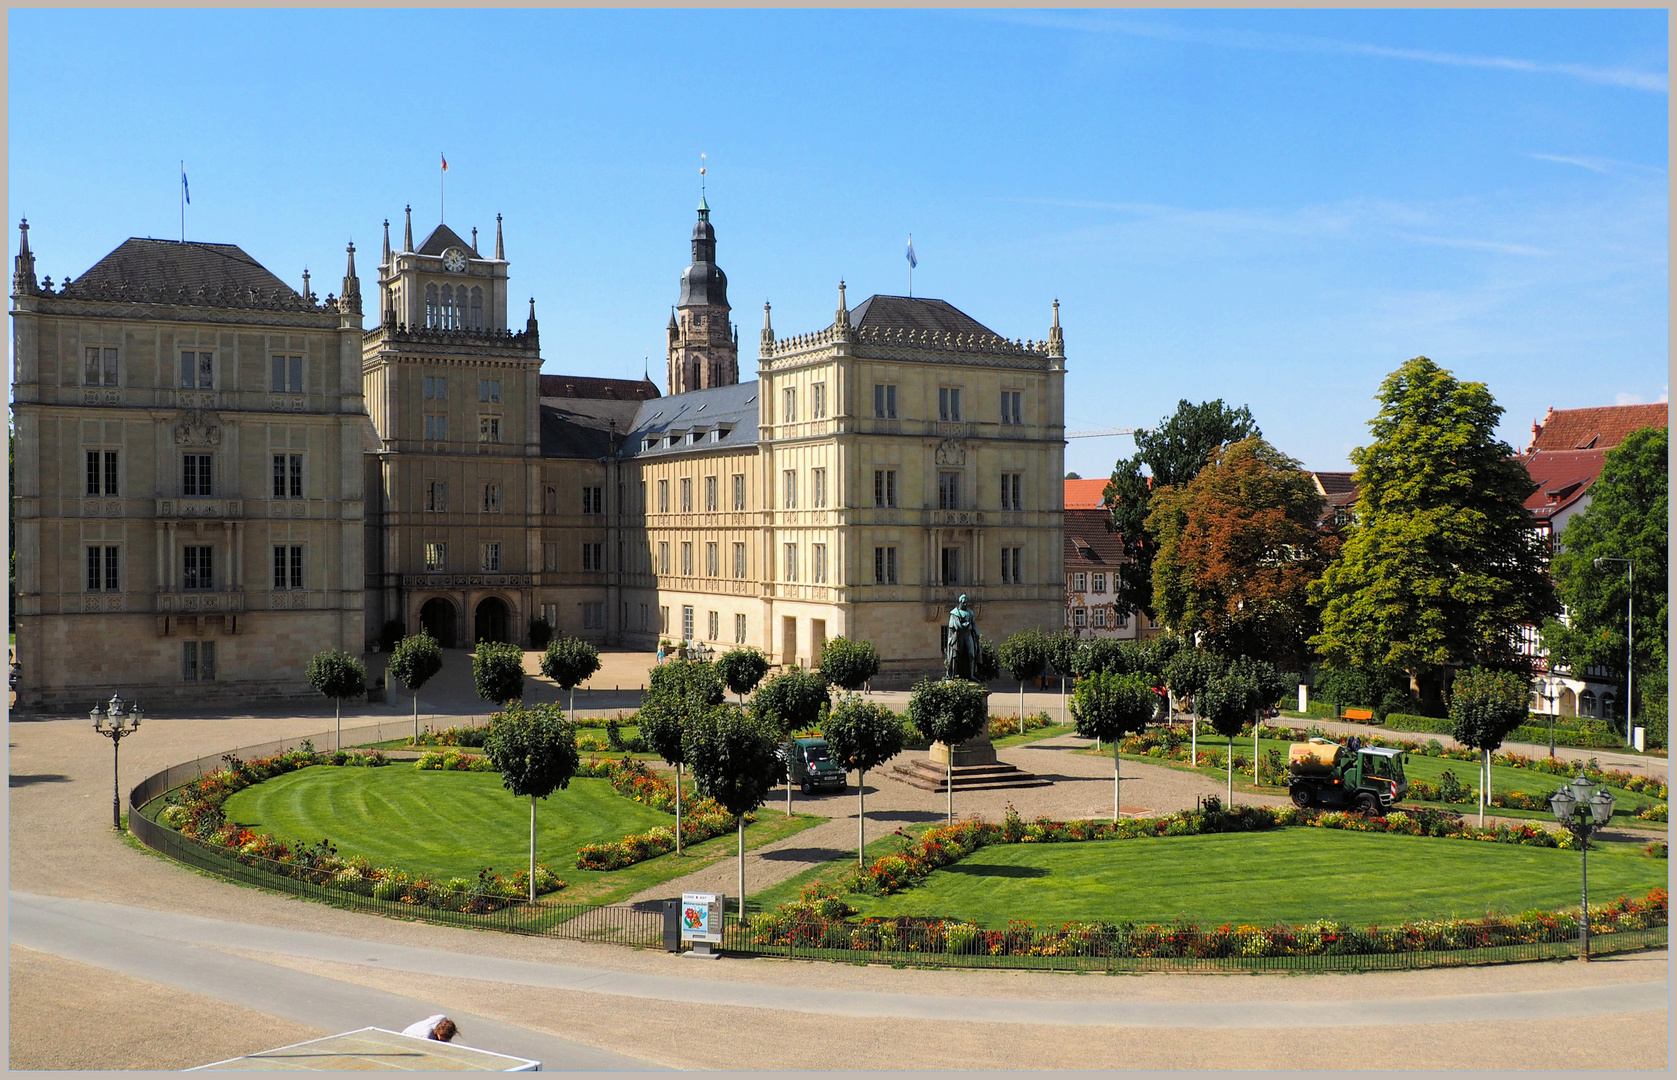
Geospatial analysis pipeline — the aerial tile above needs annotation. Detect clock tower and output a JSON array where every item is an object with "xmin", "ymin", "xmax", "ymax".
[{"xmin": 666, "ymin": 197, "xmax": 737, "ymax": 395}]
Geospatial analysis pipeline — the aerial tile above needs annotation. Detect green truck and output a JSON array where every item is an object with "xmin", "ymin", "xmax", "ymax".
[{"xmin": 1285, "ymin": 738, "xmax": 1409, "ymax": 814}]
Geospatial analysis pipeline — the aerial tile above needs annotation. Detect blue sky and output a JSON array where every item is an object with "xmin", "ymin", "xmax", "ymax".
[{"xmin": 8, "ymin": 8, "xmax": 1667, "ymax": 475}]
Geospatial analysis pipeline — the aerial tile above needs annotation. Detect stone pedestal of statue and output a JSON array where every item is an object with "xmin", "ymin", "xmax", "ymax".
[
  {"xmin": 894, "ymin": 733, "xmax": 1048, "ymax": 791},
  {"xmin": 928, "ymin": 733, "xmax": 998, "ymax": 767}
]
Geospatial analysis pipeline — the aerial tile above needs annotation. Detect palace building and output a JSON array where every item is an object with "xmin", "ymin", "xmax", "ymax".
[{"xmin": 11, "ymin": 196, "xmax": 1069, "ymax": 705}]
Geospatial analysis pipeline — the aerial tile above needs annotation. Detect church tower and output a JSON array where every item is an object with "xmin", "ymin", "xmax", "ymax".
[{"xmin": 666, "ymin": 197, "xmax": 737, "ymax": 396}]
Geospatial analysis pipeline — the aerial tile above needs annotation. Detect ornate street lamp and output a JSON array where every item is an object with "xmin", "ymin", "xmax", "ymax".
[
  {"xmin": 1549, "ymin": 772, "xmax": 1616, "ymax": 961},
  {"xmin": 1592, "ymin": 557, "xmax": 1634, "ymax": 748},
  {"xmin": 91, "ymin": 693, "xmax": 143, "ymax": 830}
]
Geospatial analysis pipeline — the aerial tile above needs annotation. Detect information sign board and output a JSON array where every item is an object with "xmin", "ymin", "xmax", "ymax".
[{"xmin": 681, "ymin": 891, "xmax": 723, "ymax": 944}]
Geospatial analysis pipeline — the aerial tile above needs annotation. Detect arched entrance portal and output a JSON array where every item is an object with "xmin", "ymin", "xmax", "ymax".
[
  {"xmin": 475, "ymin": 597, "xmax": 511, "ymax": 645},
  {"xmin": 419, "ymin": 598, "xmax": 458, "ymax": 648}
]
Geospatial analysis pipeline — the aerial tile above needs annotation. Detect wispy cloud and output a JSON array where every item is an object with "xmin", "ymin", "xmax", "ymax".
[
  {"xmin": 1615, "ymin": 389, "xmax": 1670, "ymax": 406},
  {"xmin": 985, "ymin": 11, "xmax": 1668, "ymax": 94},
  {"xmin": 1527, "ymin": 153, "xmax": 1669, "ymax": 177}
]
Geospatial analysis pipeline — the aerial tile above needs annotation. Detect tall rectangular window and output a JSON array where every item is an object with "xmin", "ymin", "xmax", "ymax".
[
  {"xmin": 812, "ymin": 468, "xmax": 827, "ymax": 508},
  {"xmin": 543, "ymin": 543, "xmax": 559, "ymax": 571},
  {"xmin": 734, "ymin": 613, "xmax": 747, "ymax": 643},
  {"xmin": 812, "ymin": 543, "xmax": 828, "ymax": 584},
  {"xmin": 182, "ymin": 640, "xmax": 216, "ymax": 682},
  {"xmin": 705, "ymin": 475, "xmax": 718, "ymax": 512},
  {"xmin": 658, "ymin": 479, "xmax": 669, "ymax": 513},
  {"xmin": 783, "ymin": 470, "xmax": 797, "ymax": 510},
  {"xmin": 583, "ymin": 602, "xmax": 605, "ymax": 629},
  {"xmin": 658, "ymin": 542, "xmax": 670, "ymax": 574},
  {"xmin": 708, "ymin": 610, "xmax": 720, "ymax": 640},
  {"xmin": 426, "ymin": 481, "xmax": 448, "ymax": 512},
  {"xmin": 1073, "ymin": 607, "xmax": 1087, "ymax": 628},
  {"xmin": 273, "ymin": 545, "xmax": 304, "ymax": 590},
  {"xmin": 273, "ymin": 355, "xmax": 304, "ymax": 393},
  {"xmin": 582, "ymin": 486, "xmax": 603, "ymax": 514},
  {"xmin": 811, "ymin": 382, "xmax": 827, "ymax": 419},
  {"xmin": 481, "ymin": 542, "xmax": 502, "ymax": 571},
  {"xmin": 423, "ymin": 375, "xmax": 447, "ymax": 399},
  {"xmin": 732, "ymin": 542, "xmax": 747, "ymax": 578},
  {"xmin": 938, "ymin": 387, "xmax": 961, "ymax": 421},
  {"xmin": 680, "ymin": 542, "xmax": 693, "ymax": 576},
  {"xmin": 938, "ymin": 471, "xmax": 962, "ymax": 510},
  {"xmin": 478, "ymin": 416, "xmax": 502, "ymax": 443},
  {"xmin": 873, "ymin": 469, "xmax": 898, "ymax": 508},
  {"xmin": 706, "ymin": 542, "xmax": 719, "ymax": 577},
  {"xmin": 660, "ymin": 606, "xmax": 670, "ymax": 633},
  {"xmin": 1093, "ymin": 607, "xmax": 1107, "ymax": 629},
  {"xmin": 482, "ymin": 483, "xmax": 502, "ymax": 513},
  {"xmin": 680, "ymin": 477, "xmax": 693, "ymax": 513},
  {"xmin": 85, "ymin": 346, "xmax": 119, "ymax": 386},
  {"xmin": 640, "ymin": 604, "xmax": 649, "ymax": 632},
  {"xmin": 183, "ymin": 454, "xmax": 213, "ymax": 497},
  {"xmin": 87, "ymin": 450, "xmax": 119, "ymax": 497},
  {"xmin": 1073, "ymin": 572, "xmax": 1088, "ymax": 592},
  {"xmin": 682, "ymin": 605, "xmax": 695, "ymax": 641},
  {"xmin": 182, "ymin": 546, "xmax": 214, "ymax": 590},
  {"xmin": 478, "ymin": 379, "xmax": 502, "ymax": 403},
  {"xmin": 783, "ymin": 543, "xmax": 798, "ymax": 582},
  {"xmin": 424, "ymin": 415, "xmax": 447, "ymax": 441},
  {"xmin": 874, "ymin": 546, "xmax": 898, "ymax": 585},
  {"xmin": 1001, "ymin": 472, "xmax": 1022, "ymax": 511},
  {"xmin": 180, "ymin": 351, "xmax": 214, "ymax": 389},
  {"xmin": 583, "ymin": 542, "xmax": 603, "ymax": 572},
  {"xmin": 1000, "ymin": 390, "xmax": 1023, "ymax": 425},
  {"xmin": 782, "ymin": 387, "xmax": 797, "ymax": 423},
  {"xmin": 873, "ymin": 384, "xmax": 896, "ymax": 419},
  {"xmin": 1091, "ymin": 572, "xmax": 1106, "ymax": 593},
  {"xmin": 1001, "ymin": 546, "xmax": 1023, "ymax": 585},
  {"xmin": 941, "ymin": 547, "xmax": 960, "ymax": 585},
  {"xmin": 86, "ymin": 546, "xmax": 119, "ymax": 591},
  {"xmin": 732, "ymin": 474, "xmax": 746, "ymax": 510},
  {"xmin": 273, "ymin": 454, "xmax": 304, "ymax": 499},
  {"xmin": 425, "ymin": 542, "xmax": 447, "ymax": 572}
]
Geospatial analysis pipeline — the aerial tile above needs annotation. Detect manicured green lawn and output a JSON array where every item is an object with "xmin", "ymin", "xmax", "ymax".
[
  {"xmin": 838, "ymin": 829, "xmax": 1667, "ymax": 928},
  {"xmin": 992, "ymin": 723, "xmax": 1077, "ymax": 749},
  {"xmin": 221, "ymin": 766, "xmax": 676, "ymax": 881}
]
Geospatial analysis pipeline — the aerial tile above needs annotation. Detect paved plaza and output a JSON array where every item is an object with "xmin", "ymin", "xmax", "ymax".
[{"xmin": 7, "ymin": 649, "xmax": 1668, "ymax": 1071}]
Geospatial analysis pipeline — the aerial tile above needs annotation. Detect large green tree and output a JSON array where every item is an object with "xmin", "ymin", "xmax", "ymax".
[
  {"xmin": 682, "ymin": 705, "xmax": 781, "ymax": 920},
  {"xmin": 1104, "ymin": 399, "xmax": 1261, "ymax": 618},
  {"xmin": 484, "ymin": 702, "xmax": 580, "ymax": 901},
  {"xmin": 637, "ymin": 660, "xmax": 725, "ymax": 855},
  {"xmin": 1148, "ymin": 437, "xmax": 1334, "ymax": 669},
  {"xmin": 1309, "ymin": 357, "xmax": 1556, "ymax": 713},
  {"xmin": 1539, "ymin": 425, "xmax": 1668, "ymax": 733}
]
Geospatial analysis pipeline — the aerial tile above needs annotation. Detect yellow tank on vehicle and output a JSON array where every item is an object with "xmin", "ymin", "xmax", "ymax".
[{"xmin": 1288, "ymin": 738, "xmax": 1343, "ymax": 776}]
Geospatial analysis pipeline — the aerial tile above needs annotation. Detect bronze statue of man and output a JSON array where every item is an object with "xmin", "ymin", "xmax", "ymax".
[{"xmin": 944, "ymin": 594, "xmax": 979, "ymax": 681}]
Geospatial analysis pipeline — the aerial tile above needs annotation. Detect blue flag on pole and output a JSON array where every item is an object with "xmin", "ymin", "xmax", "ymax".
[
  {"xmin": 182, "ymin": 166, "xmax": 190, "ymax": 204},
  {"xmin": 906, "ymin": 235, "xmax": 917, "ymax": 268}
]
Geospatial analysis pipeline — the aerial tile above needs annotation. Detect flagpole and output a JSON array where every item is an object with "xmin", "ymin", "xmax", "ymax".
[
  {"xmin": 180, "ymin": 161, "xmax": 185, "ymax": 242},
  {"xmin": 440, "ymin": 154, "xmax": 445, "ymax": 223}
]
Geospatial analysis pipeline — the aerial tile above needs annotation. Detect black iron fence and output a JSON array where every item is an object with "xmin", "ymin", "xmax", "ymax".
[{"xmin": 128, "ymin": 724, "xmax": 1667, "ymax": 971}]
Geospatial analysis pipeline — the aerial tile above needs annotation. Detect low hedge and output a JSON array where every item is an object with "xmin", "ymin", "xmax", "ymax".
[{"xmin": 572, "ymin": 757, "xmax": 751, "ymax": 871}]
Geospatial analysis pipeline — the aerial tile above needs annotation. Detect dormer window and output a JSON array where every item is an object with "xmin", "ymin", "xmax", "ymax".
[
  {"xmin": 710, "ymin": 427, "xmax": 727, "ymax": 443},
  {"xmin": 643, "ymin": 437, "xmax": 656, "ymax": 453},
  {"xmin": 686, "ymin": 431, "xmax": 700, "ymax": 445}
]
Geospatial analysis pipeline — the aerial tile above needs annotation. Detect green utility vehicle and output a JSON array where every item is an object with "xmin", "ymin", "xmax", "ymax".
[
  {"xmin": 1285, "ymin": 737, "xmax": 1410, "ymax": 814},
  {"xmin": 786, "ymin": 736, "xmax": 848, "ymax": 795}
]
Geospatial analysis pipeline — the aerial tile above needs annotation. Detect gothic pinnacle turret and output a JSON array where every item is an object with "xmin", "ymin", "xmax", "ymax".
[
  {"xmin": 381, "ymin": 219, "xmax": 391, "ymax": 267},
  {"xmin": 340, "ymin": 241, "xmax": 361, "ymax": 315},
  {"xmin": 1048, "ymin": 298, "xmax": 1064, "ymax": 357},
  {"xmin": 495, "ymin": 213, "xmax": 504, "ymax": 261},
  {"xmin": 403, "ymin": 205, "xmax": 413, "ymax": 252},
  {"xmin": 14, "ymin": 217, "xmax": 37, "ymax": 295},
  {"xmin": 760, "ymin": 300, "xmax": 774, "ymax": 354}
]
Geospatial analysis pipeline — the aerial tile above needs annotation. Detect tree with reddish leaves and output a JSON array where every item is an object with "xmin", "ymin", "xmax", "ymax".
[{"xmin": 1147, "ymin": 436, "xmax": 1335, "ymax": 671}]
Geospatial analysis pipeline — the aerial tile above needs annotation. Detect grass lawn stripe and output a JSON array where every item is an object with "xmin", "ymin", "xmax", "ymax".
[{"xmin": 838, "ymin": 829, "xmax": 1667, "ymax": 929}]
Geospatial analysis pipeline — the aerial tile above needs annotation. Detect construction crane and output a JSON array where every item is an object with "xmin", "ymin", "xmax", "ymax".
[{"xmin": 1065, "ymin": 427, "xmax": 1147, "ymax": 439}]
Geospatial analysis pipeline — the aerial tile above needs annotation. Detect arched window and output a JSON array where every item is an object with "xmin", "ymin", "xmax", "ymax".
[
  {"xmin": 1579, "ymin": 690, "xmax": 1597, "ymax": 718},
  {"xmin": 442, "ymin": 285, "xmax": 456, "ymax": 330},
  {"xmin": 1599, "ymin": 692, "xmax": 1616, "ymax": 721},
  {"xmin": 470, "ymin": 286, "xmax": 483, "ymax": 329},
  {"xmin": 424, "ymin": 283, "xmax": 439, "ymax": 328}
]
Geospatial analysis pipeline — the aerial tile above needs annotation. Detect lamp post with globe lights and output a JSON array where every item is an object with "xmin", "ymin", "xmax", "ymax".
[
  {"xmin": 1591, "ymin": 556, "xmax": 1633, "ymax": 747},
  {"xmin": 1548, "ymin": 772, "xmax": 1616, "ymax": 961},
  {"xmin": 91, "ymin": 694, "xmax": 143, "ymax": 830}
]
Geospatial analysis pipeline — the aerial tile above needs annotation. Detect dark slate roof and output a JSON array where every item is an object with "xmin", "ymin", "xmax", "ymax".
[
  {"xmin": 677, "ymin": 204, "xmax": 727, "ymax": 309},
  {"xmin": 58, "ymin": 238, "xmax": 302, "ymax": 304},
  {"xmin": 849, "ymin": 295, "xmax": 999, "ymax": 337},
  {"xmin": 1528, "ymin": 404, "xmax": 1667, "ymax": 453},
  {"xmin": 620, "ymin": 380, "xmax": 760, "ymax": 459},
  {"xmin": 416, "ymin": 224, "xmax": 474, "ymax": 257},
  {"xmin": 540, "ymin": 398, "xmax": 645, "ymax": 459},
  {"xmin": 1065, "ymin": 509, "xmax": 1126, "ymax": 566},
  {"xmin": 539, "ymin": 374, "xmax": 660, "ymax": 401}
]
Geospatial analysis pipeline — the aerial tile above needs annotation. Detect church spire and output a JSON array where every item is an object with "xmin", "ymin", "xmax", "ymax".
[
  {"xmin": 403, "ymin": 205, "xmax": 413, "ymax": 252},
  {"xmin": 495, "ymin": 213, "xmax": 504, "ymax": 260}
]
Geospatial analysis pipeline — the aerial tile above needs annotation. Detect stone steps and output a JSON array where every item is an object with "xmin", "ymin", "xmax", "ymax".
[{"xmin": 890, "ymin": 757, "xmax": 1050, "ymax": 791}]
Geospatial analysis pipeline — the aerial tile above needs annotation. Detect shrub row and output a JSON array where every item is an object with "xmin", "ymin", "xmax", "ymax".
[
  {"xmin": 748, "ymin": 881, "xmax": 1668, "ymax": 959},
  {"xmin": 988, "ymin": 711, "xmax": 1058, "ymax": 739},
  {"xmin": 572, "ymin": 757, "xmax": 751, "ymax": 871},
  {"xmin": 415, "ymin": 749, "xmax": 495, "ymax": 772}
]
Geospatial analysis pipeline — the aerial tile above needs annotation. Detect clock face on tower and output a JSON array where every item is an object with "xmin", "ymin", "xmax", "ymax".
[{"xmin": 442, "ymin": 248, "xmax": 468, "ymax": 273}]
